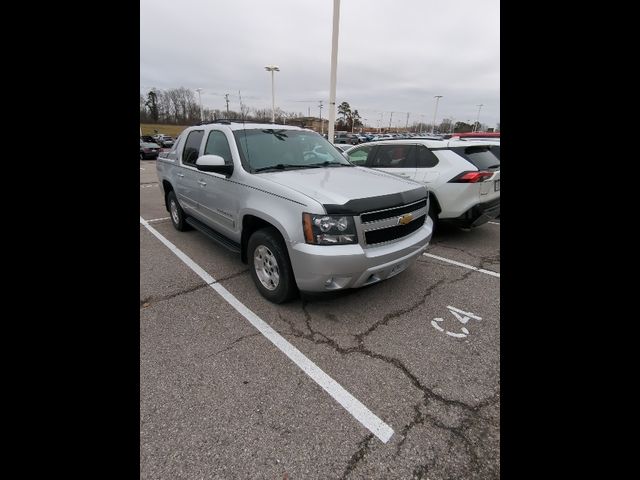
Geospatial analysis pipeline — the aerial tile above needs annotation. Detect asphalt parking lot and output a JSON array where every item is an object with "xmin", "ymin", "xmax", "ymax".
[{"xmin": 140, "ymin": 159, "xmax": 500, "ymax": 479}]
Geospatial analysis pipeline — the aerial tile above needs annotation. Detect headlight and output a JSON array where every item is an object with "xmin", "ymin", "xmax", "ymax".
[{"xmin": 302, "ymin": 213, "xmax": 358, "ymax": 245}]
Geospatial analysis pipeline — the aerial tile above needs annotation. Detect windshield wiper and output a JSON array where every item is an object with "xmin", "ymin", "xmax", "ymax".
[
  {"xmin": 253, "ymin": 163, "xmax": 322, "ymax": 173},
  {"xmin": 304, "ymin": 161, "xmax": 352, "ymax": 168}
]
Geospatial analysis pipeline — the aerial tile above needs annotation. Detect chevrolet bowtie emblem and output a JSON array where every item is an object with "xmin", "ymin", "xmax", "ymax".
[{"xmin": 398, "ymin": 213, "xmax": 413, "ymax": 225}]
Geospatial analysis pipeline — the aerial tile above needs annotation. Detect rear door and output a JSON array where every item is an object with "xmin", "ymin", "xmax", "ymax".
[
  {"xmin": 413, "ymin": 145, "xmax": 441, "ymax": 185},
  {"xmin": 176, "ymin": 129, "xmax": 205, "ymax": 213},
  {"xmin": 366, "ymin": 143, "xmax": 417, "ymax": 180}
]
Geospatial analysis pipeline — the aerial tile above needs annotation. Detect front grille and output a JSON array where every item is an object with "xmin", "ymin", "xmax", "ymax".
[
  {"xmin": 361, "ymin": 199, "xmax": 427, "ymax": 223},
  {"xmin": 365, "ymin": 214, "xmax": 426, "ymax": 245}
]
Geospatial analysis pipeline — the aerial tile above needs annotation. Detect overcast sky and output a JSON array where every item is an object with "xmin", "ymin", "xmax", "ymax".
[{"xmin": 140, "ymin": 0, "xmax": 499, "ymax": 129}]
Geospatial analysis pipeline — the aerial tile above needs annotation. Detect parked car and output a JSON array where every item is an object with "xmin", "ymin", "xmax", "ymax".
[
  {"xmin": 334, "ymin": 133, "xmax": 360, "ymax": 145},
  {"xmin": 333, "ymin": 144, "xmax": 353, "ymax": 153},
  {"xmin": 344, "ymin": 138, "xmax": 500, "ymax": 228},
  {"xmin": 140, "ymin": 139, "xmax": 161, "ymax": 160},
  {"xmin": 141, "ymin": 135, "xmax": 160, "ymax": 145},
  {"xmin": 157, "ymin": 121, "xmax": 433, "ymax": 303},
  {"xmin": 155, "ymin": 135, "xmax": 175, "ymax": 148}
]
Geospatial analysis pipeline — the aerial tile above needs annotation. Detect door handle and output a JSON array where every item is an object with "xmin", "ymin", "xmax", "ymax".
[
  {"xmin": 198, "ymin": 180, "xmax": 207, "ymax": 186},
  {"xmin": 176, "ymin": 173, "xmax": 184, "ymax": 178}
]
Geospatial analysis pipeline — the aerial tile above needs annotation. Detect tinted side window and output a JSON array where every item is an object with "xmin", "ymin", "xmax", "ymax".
[
  {"xmin": 416, "ymin": 145, "xmax": 439, "ymax": 168},
  {"xmin": 347, "ymin": 145, "xmax": 374, "ymax": 165},
  {"xmin": 204, "ymin": 130, "xmax": 233, "ymax": 165},
  {"xmin": 371, "ymin": 145, "xmax": 416, "ymax": 168},
  {"xmin": 182, "ymin": 130, "xmax": 204, "ymax": 165},
  {"xmin": 451, "ymin": 146, "xmax": 500, "ymax": 170}
]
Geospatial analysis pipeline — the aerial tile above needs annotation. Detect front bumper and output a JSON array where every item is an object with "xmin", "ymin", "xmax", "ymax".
[
  {"xmin": 448, "ymin": 197, "xmax": 500, "ymax": 228},
  {"xmin": 289, "ymin": 217, "xmax": 433, "ymax": 292}
]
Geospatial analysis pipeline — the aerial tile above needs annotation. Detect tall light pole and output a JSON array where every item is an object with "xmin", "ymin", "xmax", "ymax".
[
  {"xmin": 388, "ymin": 111, "xmax": 393, "ymax": 130},
  {"xmin": 264, "ymin": 65, "xmax": 280, "ymax": 123},
  {"xmin": 327, "ymin": 0, "xmax": 341, "ymax": 143},
  {"xmin": 474, "ymin": 103, "xmax": 484, "ymax": 132},
  {"xmin": 319, "ymin": 100, "xmax": 324, "ymax": 135},
  {"xmin": 431, "ymin": 95, "xmax": 443, "ymax": 134},
  {"xmin": 195, "ymin": 88, "xmax": 203, "ymax": 122}
]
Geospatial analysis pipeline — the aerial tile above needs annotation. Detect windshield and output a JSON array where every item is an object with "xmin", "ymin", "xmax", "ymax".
[{"xmin": 233, "ymin": 129, "xmax": 352, "ymax": 172}]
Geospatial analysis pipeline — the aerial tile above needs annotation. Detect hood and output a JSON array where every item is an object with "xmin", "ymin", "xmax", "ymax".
[{"xmin": 259, "ymin": 166, "xmax": 426, "ymax": 209}]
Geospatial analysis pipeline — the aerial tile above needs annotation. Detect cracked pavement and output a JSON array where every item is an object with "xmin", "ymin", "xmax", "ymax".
[{"xmin": 140, "ymin": 159, "xmax": 500, "ymax": 479}]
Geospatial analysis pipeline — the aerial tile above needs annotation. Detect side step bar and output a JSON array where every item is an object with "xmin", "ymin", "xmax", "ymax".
[{"xmin": 185, "ymin": 217, "xmax": 241, "ymax": 254}]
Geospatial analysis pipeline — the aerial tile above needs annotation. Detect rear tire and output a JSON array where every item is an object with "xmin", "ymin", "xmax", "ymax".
[
  {"xmin": 167, "ymin": 191, "xmax": 189, "ymax": 231},
  {"xmin": 248, "ymin": 228, "xmax": 298, "ymax": 304}
]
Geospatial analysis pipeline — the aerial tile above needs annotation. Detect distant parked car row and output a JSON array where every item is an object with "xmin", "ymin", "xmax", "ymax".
[{"xmin": 140, "ymin": 134, "xmax": 177, "ymax": 160}]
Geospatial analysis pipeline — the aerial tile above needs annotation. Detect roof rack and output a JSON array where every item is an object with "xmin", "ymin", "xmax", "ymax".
[
  {"xmin": 195, "ymin": 118, "xmax": 242, "ymax": 125},
  {"xmin": 194, "ymin": 119, "xmax": 289, "ymax": 126}
]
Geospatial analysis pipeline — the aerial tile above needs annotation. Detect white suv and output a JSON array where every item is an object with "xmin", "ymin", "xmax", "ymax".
[{"xmin": 345, "ymin": 139, "xmax": 500, "ymax": 228}]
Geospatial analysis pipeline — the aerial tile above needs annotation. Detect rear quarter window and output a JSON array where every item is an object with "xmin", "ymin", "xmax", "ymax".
[{"xmin": 451, "ymin": 146, "xmax": 500, "ymax": 170}]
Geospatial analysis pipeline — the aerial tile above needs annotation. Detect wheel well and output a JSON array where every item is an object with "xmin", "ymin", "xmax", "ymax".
[
  {"xmin": 163, "ymin": 181, "xmax": 174, "ymax": 211},
  {"xmin": 241, "ymin": 215, "xmax": 279, "ymax": 263},
  {"xmin": 428, "ymin": 191, "xmax": 442, "ymax": 216}
]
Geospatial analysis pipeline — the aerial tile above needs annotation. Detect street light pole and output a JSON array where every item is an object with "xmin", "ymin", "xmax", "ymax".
[
  {"xmin": 432, "ymin": 95, "xmax": 443, "ymax": 134},
  {"xmin": 319, "ymin": 100, "xmax": 324, "ymax": 135},
  {"xmin": 327, "ymin": 0, "xmax": 341, "ymax": 143},
  {"xmin": 474, "ymin": 104, "xmax": 484, "ymax": 132},
  {"xmin": 264, "ymin": 65, "xmax": 280, "ymax": 123},
  {"xmin": 195, "ymin": 88, "xmax": 203, "ymax": 122}
]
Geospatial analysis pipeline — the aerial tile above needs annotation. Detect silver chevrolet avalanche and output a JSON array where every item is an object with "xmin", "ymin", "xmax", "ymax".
[{"xmin": 157, "ymin": 121, "xmax": 433, "ymax": 303}]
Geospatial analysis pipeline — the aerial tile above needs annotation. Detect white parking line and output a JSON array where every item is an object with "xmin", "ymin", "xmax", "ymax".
[
  {"xmin": 488, "ymin": 221, "xmax": 500, "ymax": 225},
  {"xmin": 423, "ymin": 253, "xmax": 500, "ymax": 278},
  {"xmin": 146, "ymin": 217, "xmax": 170, "ymax": 223},
  {"xmin": 140, "ymin": 216, "xmax": 395, "ymax": 443}
]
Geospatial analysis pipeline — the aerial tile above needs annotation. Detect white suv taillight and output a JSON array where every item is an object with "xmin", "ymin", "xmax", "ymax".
[{"xmin": 448, "ymin": 171, "xmax": 493, "ymax": 183}]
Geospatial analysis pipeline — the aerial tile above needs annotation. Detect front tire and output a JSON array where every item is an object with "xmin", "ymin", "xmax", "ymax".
[
  {"xmin": 248, "ymin": 228, "xmax": 298, "ymax": 303},
  {"xmin": 167, "ymin": 191, "xmax": 189, "ymax": 231}
]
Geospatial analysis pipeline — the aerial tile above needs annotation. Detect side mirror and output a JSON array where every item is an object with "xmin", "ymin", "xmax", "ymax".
[{"xmin": 195, "ymin": 154, "xmax": 234, "ymax": 176}]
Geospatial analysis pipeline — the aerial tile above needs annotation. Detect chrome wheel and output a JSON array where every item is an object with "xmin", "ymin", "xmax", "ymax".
[
  {"xmin": 253, "ymin": 245, "xmax": 280, "ymax": 291},
  {"xmin": 170, "ymin": 199, "xmax": 180, "ymax": 225}
]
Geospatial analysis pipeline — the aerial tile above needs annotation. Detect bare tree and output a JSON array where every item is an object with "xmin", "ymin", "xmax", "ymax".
[{"xmin": 145, "ymin": 90, "xmax": 159, "ymax": 122}]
